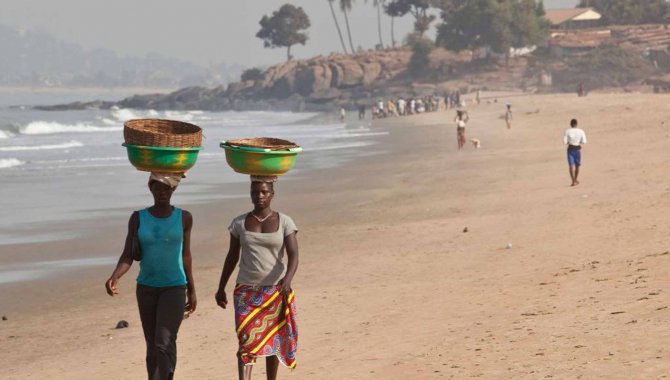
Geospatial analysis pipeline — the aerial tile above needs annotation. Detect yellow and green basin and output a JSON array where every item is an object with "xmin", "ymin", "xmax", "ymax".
[
  {"xmin": 123, "ymin": 143, "xmax": 203, "ymax": 173},
  {"xmin": 219, "ymin": 141, "xmax": 302, "ymax": 176}
]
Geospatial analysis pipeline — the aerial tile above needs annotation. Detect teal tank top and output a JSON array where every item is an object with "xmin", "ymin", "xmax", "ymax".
[{"xmin": 136, "ymin": 207, "xmax": 187, "ymax": 287}]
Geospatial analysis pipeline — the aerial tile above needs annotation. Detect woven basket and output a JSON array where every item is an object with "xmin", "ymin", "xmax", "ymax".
[
  {"xmin": 226, "ymin": 137, "xmax": 298, "ymax": 151},
  {"xmin": 124, "ymin": 119, "xmax": 202, "ymax": 148}
]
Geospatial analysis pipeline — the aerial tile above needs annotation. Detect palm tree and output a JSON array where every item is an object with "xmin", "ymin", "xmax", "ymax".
[
  {"xmin": 328, "ymin": 0, "xmax": 349, "ymax": 54},
  {"xmin": 385, "ymin": 1, "xmax": 409, "ymax": 48},
  {"xmin": 339, "ymin": 0, "xmax": 356, "ymax": 53},
  {"xmin": 368, "ymin": 0, "xmax": 386, "ymax": 49}
]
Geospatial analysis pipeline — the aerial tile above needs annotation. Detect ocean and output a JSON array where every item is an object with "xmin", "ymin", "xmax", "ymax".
[{"xmin": 0, "ymin": 89, "xmax": 387, "ymax": 283}]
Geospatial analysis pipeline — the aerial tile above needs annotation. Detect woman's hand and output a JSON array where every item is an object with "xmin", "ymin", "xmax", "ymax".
[
  {"xmin": 215, "ymin": 289, "xmax": 228, "ymax": 309},
  {"xmin": 278, "ymin": 278, "xmax": 292, "ymax": 295},
  {"xmin": 185, "ymin": 290, "xmax": 197, "ymax": 314},
  {"xmin": 105, "ymin": 277, "xmax": 119, "ymax": 296}
]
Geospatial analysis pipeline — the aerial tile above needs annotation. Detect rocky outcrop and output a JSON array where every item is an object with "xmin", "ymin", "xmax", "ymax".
[{"xmin": 36, "ymin": 49, "xmax": 413, "ymax": 112}]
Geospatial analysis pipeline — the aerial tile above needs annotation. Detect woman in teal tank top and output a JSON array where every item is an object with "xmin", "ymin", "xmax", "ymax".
[{"xmin": 105, "ymin": 173, "xmax": 196, "ymax": 380}]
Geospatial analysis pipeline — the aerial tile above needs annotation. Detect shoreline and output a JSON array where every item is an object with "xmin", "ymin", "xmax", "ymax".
[
  {"xmin": 3, "ymin": 92, "xmax": 670, "ymax": 378},
  {"xmin": 0, "ymin": 86, "xmax": 178, "ymax": 94}
]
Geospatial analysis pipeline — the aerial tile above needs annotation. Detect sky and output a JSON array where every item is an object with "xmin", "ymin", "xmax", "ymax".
[{"xmin": 1, "ymin": 0, "xmax": 579, "ymax": 69}]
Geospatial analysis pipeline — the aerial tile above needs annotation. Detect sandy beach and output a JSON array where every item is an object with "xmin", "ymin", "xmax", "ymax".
[{"xmin": 2, "ymin": 92, "xmax": 670, "ymax": 379}]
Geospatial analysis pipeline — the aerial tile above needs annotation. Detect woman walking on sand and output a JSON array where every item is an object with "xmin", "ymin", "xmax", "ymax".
[
  {"xmin": 455, "ymin": 109, "xmax": 469, "ymax": 150},
  {"xmin": 105, "ymin": 172, "xmax": 196, "ymax": 380},
  {"xmin": 216, "ymin": 176, "xmax": 299, "ymax": 380}
]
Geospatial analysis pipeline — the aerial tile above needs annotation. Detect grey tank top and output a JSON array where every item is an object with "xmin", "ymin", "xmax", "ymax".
[{"xmin": 228, "ymin": 212, "xmax": 298, "ymax": 286}]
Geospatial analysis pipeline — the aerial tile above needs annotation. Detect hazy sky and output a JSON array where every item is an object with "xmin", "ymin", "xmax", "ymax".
[{"xmin": 2, "ymin": 0, "xmax": 578, "ymax": 69}]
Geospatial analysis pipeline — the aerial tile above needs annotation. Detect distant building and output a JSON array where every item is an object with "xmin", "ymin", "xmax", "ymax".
[{"xmin": 544, "ymin": 8, "xmax": 602, "ymax": 30}]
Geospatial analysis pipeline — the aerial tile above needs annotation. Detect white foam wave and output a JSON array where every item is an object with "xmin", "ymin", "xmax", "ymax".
[
  {"xmin": 100, "ymin": 117, "xmax": 117, "ymax": 126},
  {"xmin": 0, "ymin": 140, "xmax": 84, "ymax": 152},
  {"xmin": 164, "ymin": 111, "xmax": 194, "ymax": 122},
  {"xmin": 21, "ymin": 121, "xmax": 121, "ymax": 135},
  {"xmin": 111, "ymin": 107, "xmax": 142, "ymax": 122},
  {"xmin": 313, "ymin": 141, "xmax": 376, "ymax": 151},
  {"xmin": 0, "ymin": 130, "xmax": 12, "ymax": 139},
  {"xmin": 0, "ymin": 158, "xmax": 24, "ymax": 169}
]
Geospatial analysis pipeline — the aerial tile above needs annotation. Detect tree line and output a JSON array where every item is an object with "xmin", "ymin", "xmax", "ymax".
[{"xmin": 254, "ymin": 0, "xmax": 670, "ymax": 63}]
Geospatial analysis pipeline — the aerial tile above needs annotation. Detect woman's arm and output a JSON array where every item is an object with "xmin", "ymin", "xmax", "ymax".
[
  {"xmin": 182, "ymin": 210, "xmax": 196, "ymax": 313},
  {"xmin": 279, "ymin": 232, "xmax": 299, "ymax": 295},
  {"xmin": 215, "ymin": 233, "xmax": 241, "ymax": 309},
  {"xmin": 105, "ymin": 212, "xmax": 138, "ymax": 296}
]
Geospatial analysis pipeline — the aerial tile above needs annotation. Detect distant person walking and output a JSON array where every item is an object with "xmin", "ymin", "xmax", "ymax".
[
  {"xmin": 505, "ymin": 104, "xmax": 513, "ymax": 129},
  {"xmin": 358, "ymin": 104, "xmax": 366, "ymax": 120},
  {"xmin": 563, "ymin": 118, "xmax": 587, "ymax": 186},
  {"xmin": 454, "ymin": 110, "xmax": 469, "ymax": 150}
]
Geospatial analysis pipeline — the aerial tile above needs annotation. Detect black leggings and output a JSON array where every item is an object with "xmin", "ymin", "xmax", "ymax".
[{"xmin": 136, "ymin": 284, "xmax": 186, "ymax": 380}]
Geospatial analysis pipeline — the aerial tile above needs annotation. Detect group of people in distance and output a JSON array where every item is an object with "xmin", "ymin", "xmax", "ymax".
[
  {"xmin": 105, "ymin": 173, "xmax": 298, "ymax": 380},
  {"xmin": 367, "ymin": 95, "xmax": 442, "ymax": 119}
]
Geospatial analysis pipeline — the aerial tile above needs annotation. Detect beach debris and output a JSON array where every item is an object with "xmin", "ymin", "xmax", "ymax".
[
  {"xmin": 1, "ymin": 315, "xmax": 6, "ymax": 321},
  {"xmin": 506, "ymin": 242, "xmax": 513, "ymax": 249},
  {"xmin": 463, "ymin": 227, "xmax": 468, "ymax": 233},
  {"xmin": 115, "ymin": 320, "xmax": 129, "ymax": 329}
]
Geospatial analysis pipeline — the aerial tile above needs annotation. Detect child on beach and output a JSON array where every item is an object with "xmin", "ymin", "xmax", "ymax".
[{"xmin": 505, "ymin": 104, "xmax": 513, "ymax": 129}]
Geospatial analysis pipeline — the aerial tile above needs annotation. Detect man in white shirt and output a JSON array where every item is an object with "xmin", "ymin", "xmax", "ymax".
[{"xmin": 563, "ymin": 118, "xmax": 587, "ymax": 186}]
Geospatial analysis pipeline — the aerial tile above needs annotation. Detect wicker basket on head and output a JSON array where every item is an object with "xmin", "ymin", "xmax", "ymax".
[
  {"xmin": 124, "ymin": 119, "xmax": 202, "ymax": 148},
  {"xmin": 226, "ymin": 137, "xmax": 299, "ymax": 151}
]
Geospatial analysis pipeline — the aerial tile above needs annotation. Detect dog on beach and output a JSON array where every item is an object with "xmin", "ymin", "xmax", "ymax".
[{"xmin": 470, "ymin": 138, "xmax": 481, "ymax": 148}]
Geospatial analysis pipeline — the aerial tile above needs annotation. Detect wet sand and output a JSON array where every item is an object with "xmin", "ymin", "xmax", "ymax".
[{"xmin": 2, "ymin": 92, "xmax": 670, "ymax": 379}]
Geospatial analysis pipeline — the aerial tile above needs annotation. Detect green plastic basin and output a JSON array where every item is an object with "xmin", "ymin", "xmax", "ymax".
[
  {"xmin": 123, "ymin": 143, "xmax": 203, "ymax": 173},
  {"xmin": 219, "ymin": 141, "xmax": 302, "ymax": 176}
]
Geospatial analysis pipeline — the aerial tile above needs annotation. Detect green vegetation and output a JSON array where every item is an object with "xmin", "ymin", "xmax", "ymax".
[
  {"xmin": 554, "ymin": 45, "xmax": 656, "ymax": 90},
  {"xmin": 407, "ymin": 34, "xmax": 434, "ymax": 77},
  {"xmin": 577, "ymin": 0, "xmax": 670, "ymax": 25},
  {"xmin": 241, "ymin": 68, "xmax": 263, "ymax": 82},
  {"xmin": 385, "ymin": 0, "xmax": 437, "ymax": 38},
  {"xmin": 256, "ymin": 4, "xmax": 311, "ymax": 61},
  {"xmin": 436, "ymin": 0, "xmax": 549, "ymax": 56}
]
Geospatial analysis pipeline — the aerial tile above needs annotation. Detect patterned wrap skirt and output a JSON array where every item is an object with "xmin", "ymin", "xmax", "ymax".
[{"xmin": 234, "ymin": 284, "xmax": 298, "ymax": 368}]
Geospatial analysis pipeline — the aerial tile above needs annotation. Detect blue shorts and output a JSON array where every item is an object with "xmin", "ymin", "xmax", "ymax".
[{"xmin": 567, "ymin": 148, "xmax": 581, "ymax": 166}]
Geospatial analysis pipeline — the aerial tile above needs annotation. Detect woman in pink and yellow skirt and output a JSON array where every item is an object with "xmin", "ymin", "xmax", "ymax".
[{"xmin": 216, "ymin": 175, "xmax": 299, "ymax": 380}]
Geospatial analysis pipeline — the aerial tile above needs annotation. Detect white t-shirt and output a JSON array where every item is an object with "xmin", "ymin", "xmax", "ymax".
[{"xmin": 563, "ymin": 128, "xmax": 587, "ymax": 146}]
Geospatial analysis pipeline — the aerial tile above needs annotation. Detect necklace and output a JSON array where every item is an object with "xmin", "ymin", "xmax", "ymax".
[{"xmin": 250, "ymin": 211, "xmax": 273, "ymax": 223}]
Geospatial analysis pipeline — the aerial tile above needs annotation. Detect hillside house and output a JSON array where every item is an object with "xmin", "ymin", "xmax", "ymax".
[{"xmin": 545, "ymin": 8, "xmax": 603, "ymax": 30}]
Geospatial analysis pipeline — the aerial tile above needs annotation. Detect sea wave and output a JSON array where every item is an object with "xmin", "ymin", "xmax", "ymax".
[
  {"xmin": 0, "ymin": 130, "xmax": 13, "ymax": 139},
  {"xmin": 21, "ymin": 121, "xmax": 121, "ymax": 135},
  {"xmin": 164, "ymin": 110, "xmax": 195, "ymax": 121},
  {"xmin": 314, "ymin": 141, "xmax": 376, "ymax": 151},
  {"xmin": 110, "ymin": 107, "xmax": 144, "ymax": 122},
  {"xmin": 0, "ymin": 140, "xmax": 84, "ymax": 152},
  {"xmin": 0, "ymin": 158, "xmax": 24, "ymax": 169}
]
